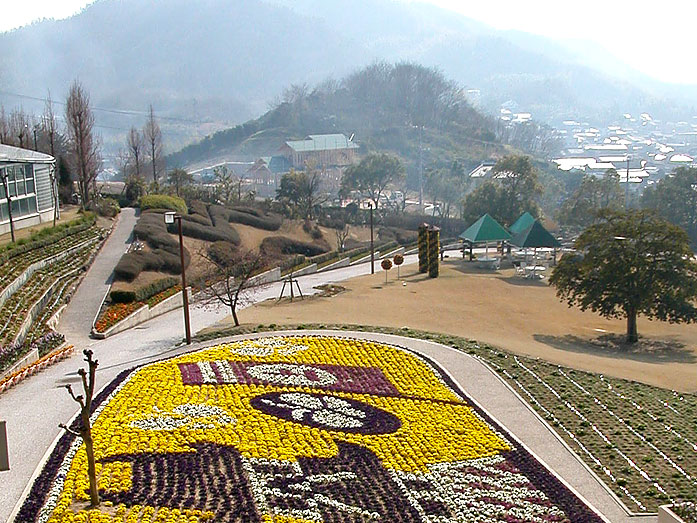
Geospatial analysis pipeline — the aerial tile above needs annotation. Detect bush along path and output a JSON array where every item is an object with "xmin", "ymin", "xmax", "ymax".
[{"xmin": 195, "ymin": 323, "xmax": 697, "ymax": 514}]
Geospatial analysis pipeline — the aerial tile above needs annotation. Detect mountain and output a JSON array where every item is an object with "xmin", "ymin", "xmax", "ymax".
[{"xmin": 1, "ymin": 0, "xmax": 696, "ymax": 155}]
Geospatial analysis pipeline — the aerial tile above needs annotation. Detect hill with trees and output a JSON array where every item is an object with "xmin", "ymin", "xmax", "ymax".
[
  {"xmin": 2, "ymin": 0, "xmax": 695, "ymax": 153},
  {"xmin": 167, "ymin": 62, "xmax": 561, "ymax": 189}
]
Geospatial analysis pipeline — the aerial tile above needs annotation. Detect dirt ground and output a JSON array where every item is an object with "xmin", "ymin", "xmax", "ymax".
[
  {"xmin": 0, "ymin": 205, "xmax": 82, "ymax": 246},
  {"xmin": 232, "ymin": 259, "xmax": 697, "ymax": 392}
]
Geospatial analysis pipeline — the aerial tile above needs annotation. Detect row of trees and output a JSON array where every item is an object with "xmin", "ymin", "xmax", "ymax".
[{"xmin": 123, "ymin": 105, "xmax": 163, "ymax": 186}]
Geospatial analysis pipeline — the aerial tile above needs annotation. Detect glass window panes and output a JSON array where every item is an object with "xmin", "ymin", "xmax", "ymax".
[
  {"xmin": 8, "ymin": 181, "xmax": 16, "ymax": 197},
  {"xmin": 27, "ymin": 196, "xmax": 37, "ymax": 214},
  {"xmin": 25, "ymin": 177, "xmax": 34, "ymax": 194},
  {"xmin": 19, "ymin": 198, "xmax": 28, "ymax": 215},
  {"xmin": 0, "ymin": 202, "xmax": 7, "ymax": 221},
  {"xmin": 16, "ymin": 178, "xmax": 25, "ymax": 196},
  {"xmin": 11, "ymin": 199, "xmax": 19, "ymax": 215}
]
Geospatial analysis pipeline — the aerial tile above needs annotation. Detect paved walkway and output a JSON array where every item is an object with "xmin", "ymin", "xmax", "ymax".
[{"xmin": 58, "ymin": 207, "xmax": 138, "ymax": 346}]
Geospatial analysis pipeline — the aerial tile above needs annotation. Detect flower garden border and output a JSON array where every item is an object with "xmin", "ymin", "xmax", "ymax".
[
  {"xmin": 91, "ymin": 287, "xmax": 190, "ymax": 339},
  {"xmin": 0, "ymin": 344, "xmax": 74, "ymax": 395},
  {"xmin": 13, "ymin": 333, "xmax": 613, "ymax": 523},
  {"xmin": 0, "ymin": 238, "xmax": 99, "ymax": 309}
]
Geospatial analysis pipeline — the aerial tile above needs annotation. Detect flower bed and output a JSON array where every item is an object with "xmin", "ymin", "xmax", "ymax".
[
  {"xmin": 19, "ymin": 336, "xmax": 604, "ymax": 522},
  {"xmin": 94, "ymin": 285, "xmax": 182, "ymax": 333},
  {"xmin": 0, "ymin": 344, "xmax": 74, "ymax": 395},
  {"xmin": 673, "ymin": 501, "xmax": 697, "ymax": 522},
  {"xmin": 0, "ymin": 243, "xmax": 98, "ymax": 371},
  {"xmin": 196, "ymin": 325, "xmax": 697, "ymax": 514}
]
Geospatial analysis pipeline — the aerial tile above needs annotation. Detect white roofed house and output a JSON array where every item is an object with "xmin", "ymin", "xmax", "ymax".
[{"xmin": 0, "ymin": 144, "xmax": 59, "ymax": 236}]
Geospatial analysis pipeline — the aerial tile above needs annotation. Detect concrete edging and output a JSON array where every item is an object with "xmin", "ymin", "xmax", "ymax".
[
  {"xmin": 317, "ymin": 257, "xmax": 350, "ymax": 273},
  {"xmin": 350, "ymin": 252, "xmax": 379, "ymax": 265},
  {"xmin": 91, "ymin": 287, "xmax": 191, "ymax": 339},
  {"xmin": 658, "ymin": 505, "xmax": 685, "ymax": 523}
]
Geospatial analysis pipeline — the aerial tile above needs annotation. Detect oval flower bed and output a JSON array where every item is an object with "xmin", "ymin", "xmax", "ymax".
[
  {"xmin": 94, "ymin": 285, "xmax": 182, "ymax": 333},
  {"xmin": 18, "ymin": 336, "xmax": 605, "ymax": 522}
]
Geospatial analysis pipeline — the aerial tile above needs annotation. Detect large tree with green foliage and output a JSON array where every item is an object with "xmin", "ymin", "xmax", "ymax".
[
  {"xmin": 558, "ymin": 169, "xmax": 623, "ymax": 228},
  {"xmin": 340, "ymin": 153, "xmax": 404, "ymax": 209},
  {"xmin": 425, "ymin": 159, "xmax": 467, "ymax": 218},
  {"xmin": 642, "ymin": 167, "xmax": 697, "ymax": 245},
  {"xmin": 550, "ymin": 210, "xmax": 697, "ymax": 343},
  {"xmin": 167, "ymin": 168, "xmax": 193, "ymax": 197},
  {"xmin": 276, "ymin": 168, "xmax": 326, "ymax": 220},
  {"xmin": 463, "ymin": 155, "xmax": 541, "ymax": 226}
]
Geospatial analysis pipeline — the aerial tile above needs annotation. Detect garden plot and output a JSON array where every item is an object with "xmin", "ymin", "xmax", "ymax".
[{"xmin": 18, "ymin": 336, "xmax": 605, "ymax": 522}]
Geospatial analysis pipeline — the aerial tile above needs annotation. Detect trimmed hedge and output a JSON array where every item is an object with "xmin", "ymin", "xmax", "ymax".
[
  {"xmin": 114, "ymin": 249, "xmax": 188, "ymax": 282},
  {"xmin": 260, "ymin": 236, "xmax": 328, "ymax": 257},
  {"xmin": 140, "ymin": 194, "xmax": 187, "ymax": 215},
  {"xmin": 189, "ymin": 200, "xmax": 212, "ymax": 226},
  {"xmin": 134, "ymin": 212, "xmax": 180, "ymax": 254},
  {"xmin": 168, "ymin": 218, "xmax": 240, "ymax": 244},
  {"xmin": 109, "ymin": 289, "xmax": 136, "ymax": 303},
  {"xmin": 209, "ymin": 204, "xmax": 282, "ymax": 231}
]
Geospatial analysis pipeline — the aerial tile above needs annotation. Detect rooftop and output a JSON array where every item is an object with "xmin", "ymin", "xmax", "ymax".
[
  {"xmin": 285, "ymin": 133, "xmax": 359, "ymax": 153},
  {"xmin": 0, "ymin": 144, "xmax": 54, "ymax": 164}
]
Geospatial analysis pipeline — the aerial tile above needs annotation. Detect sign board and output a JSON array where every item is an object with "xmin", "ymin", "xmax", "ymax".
[{"xmin": 0, "ymin": 420, "xmax": 8, "ymax": 471}]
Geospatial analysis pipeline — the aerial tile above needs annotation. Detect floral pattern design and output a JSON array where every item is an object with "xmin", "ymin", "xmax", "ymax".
[{"xmin": 18, "ymin": 336, "xmax": 605, "ymax": 522}]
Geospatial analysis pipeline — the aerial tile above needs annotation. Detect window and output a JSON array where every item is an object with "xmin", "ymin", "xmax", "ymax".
[
  {"xmin": 0, "ymin": 202, "xmax": 6, "ymax": 221},
  {"xmin": 25, "ymin": 176, "xmax": 34, "ymax": 194},
  {"xmin": 11, "ymin": 199, "xmax": 19, "ymax": 215},
  {"xmin": 27, "ymin": 196, "xmax": 37, "ymax": 214}
]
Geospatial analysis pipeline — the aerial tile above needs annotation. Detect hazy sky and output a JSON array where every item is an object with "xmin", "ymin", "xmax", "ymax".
[{"xmin": 2, "ymin": 0, "xmax": 695, "ymax": 84}]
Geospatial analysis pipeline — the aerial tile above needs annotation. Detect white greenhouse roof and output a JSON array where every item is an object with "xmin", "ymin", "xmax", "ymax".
[{"xmin": 0, "ymin": 144, "xmax": 54, "ymax": 164}]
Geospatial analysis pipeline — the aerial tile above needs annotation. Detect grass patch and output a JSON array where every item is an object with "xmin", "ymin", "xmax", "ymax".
[{"xmin": 193, "ymin": 322, "xmax": 697, "ymax": 513}]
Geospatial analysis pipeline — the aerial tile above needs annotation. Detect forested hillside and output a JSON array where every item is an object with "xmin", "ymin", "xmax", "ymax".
[{"xmin": 167, "ymin": 63, "xmax": 561, "ymax": 186}]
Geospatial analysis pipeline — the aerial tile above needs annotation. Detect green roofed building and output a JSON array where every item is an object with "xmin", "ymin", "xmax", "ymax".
[
  {"xmin": 509, "ymin": 211, "xmax": 536, "ymax": 235},
  {"xmin": 281, "ymin": 133, "xmax": 359, "ymax": 170},
  {"xmin": 510, "ymin": 220, "xmax": 561, "ymax": 249},
  {"xmin": 459, "ymin": 213, "xmax": 512, "ymax": 243}
]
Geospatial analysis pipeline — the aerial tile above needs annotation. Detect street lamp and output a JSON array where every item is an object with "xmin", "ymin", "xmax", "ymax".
[
  {"xmin": 369, "ymin": 201, "xmax": 375, "ymax": 274},
  {"xmin": 164, "ymin": 211, "xmax": 192, "ymax": 344}
]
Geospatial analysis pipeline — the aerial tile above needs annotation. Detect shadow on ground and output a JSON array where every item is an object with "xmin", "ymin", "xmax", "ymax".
[{"xmin": 533, "ymin": 333, "xmax": 696, "ymax": 364}]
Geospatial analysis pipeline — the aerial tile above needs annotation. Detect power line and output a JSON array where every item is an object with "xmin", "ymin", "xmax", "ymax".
[{"xmin": 0, "ymin": 89, "xmax": 203, "ymax": 124}]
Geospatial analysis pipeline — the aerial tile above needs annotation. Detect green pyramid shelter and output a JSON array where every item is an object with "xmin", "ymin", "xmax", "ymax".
[
  {"xmin": 510, "ymin": 220, "xmax": 561, "ymax": 248},
  {"xmin": 509, "ymin": 212, "xmax": 536, "ymax": 235},
  {"xmin": 459, "ymin": 214, "xmax": 512, "ymax": 243}
]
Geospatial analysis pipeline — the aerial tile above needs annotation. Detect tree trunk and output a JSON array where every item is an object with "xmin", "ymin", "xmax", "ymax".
[
  {"xmin": 81, "ymin": 411, "xmax": 100, "ymax": 507},
  {"xmin": 231, "ymin": 304, "xmax": 239, "ymax": 327},
  {"xmin": 626, "ymin": 308, "xmax": 638, "ymax": 343}
]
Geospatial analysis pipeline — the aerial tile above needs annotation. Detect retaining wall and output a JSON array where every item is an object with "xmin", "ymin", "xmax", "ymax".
[
  {"xmin": 291, "ymin": 263, "xmax": 317, "ymax": 277},
  {"xmin": 318, "ymin": 257, "xmax": 350, "ymax": 273},
  {"xmin": 0, "ymin": 239, "xmax": 96, "ymax": 308},
  {"xmin": 658, "ymin": 505, "xmax": 685, "ymax": 523},
  {"xmin": 92, "ymin": 287, "xmax": 190, "ymax": 339}
]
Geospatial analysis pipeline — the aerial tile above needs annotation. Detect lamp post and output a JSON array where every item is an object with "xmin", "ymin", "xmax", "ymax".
[
  {"xmin": 164, "ymin": 211, "xmax": 191, "ymax": 344},
  {"xmin": 369, "ymin": 202, "xmax": 375, "ymax": 274}
]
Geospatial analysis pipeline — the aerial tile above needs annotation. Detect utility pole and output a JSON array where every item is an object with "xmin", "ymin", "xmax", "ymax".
[
  {"xmin": 370, "ymin": 204, "xmax": 375, "ymax": 274},
  {"xmin": 419, "ymin": 125, "xmax": 424, "ymax": 214},
  {"xmin": 625, "ymin": 156, "xmax": 630, "ymax": 209}
]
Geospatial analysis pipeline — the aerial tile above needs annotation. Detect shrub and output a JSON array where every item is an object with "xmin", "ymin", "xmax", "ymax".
[
  {"xmin": 208, "ymin": 241, "xmax": 237, "ymax": 266},
  {"xmin": 260, "ymin": 236, "xmax": 328, "ymax": 257},
  {"xmin": 94, "ymin": 197, "xmax": 120, "ymax": 218},
  {"xmin": 140, "ymin": 194, "xmax": 187, "ymax": 214},
  {"xmin": 310, "ymin": 226, "xmax": 324, "ymax": 240},
  {"xmin": 168, "ymin": 218, "xmax": 240, "ymax": 244},
  {"xmin": 110, "ymin": 289, "xmax": 137, "ymax": 303},
  {"xmin": 134, "ymin": 213, "xmax": 180, "ymax": 254},
  {"xmin": 232, "ymin": 206, "xmax": 264, "ymax": 218},
  {"xmin": 114, "ymin": 253, "xmax": 145, "ymax": 281},
  {"xmin": 188, "ymin": 200, "xmax": 212, "ymax": 225},
  {"xmin": 134, "ymin": 276, "xmax": 180, "ymax": 301},
  {"xmin": 227, "ymin": 208, "xmax": 282, "ymax": 231}
]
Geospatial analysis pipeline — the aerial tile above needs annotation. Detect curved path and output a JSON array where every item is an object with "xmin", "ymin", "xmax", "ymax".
[{"xmin": 3, "ymin": 329, "xmax": 657, "ymax": 522}]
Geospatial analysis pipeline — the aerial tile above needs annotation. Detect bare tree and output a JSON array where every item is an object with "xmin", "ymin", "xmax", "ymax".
[
  {"xmin": 197, "ymin": 246, "xmax": 267, "ymax": 327},
  {"xmin": 0, "ymin": 105, "xmax": 10, "ymax": 145},
  {"xmin": 335, "ymin": 224, "xmax": 350, "ymax": 252},
  {"xmin": 43, "ymin": 92, "xmax": 59, "ymax": 226},
  {"xmin": 59, "ymin": 350, "xmax": 100, "ymax": 508},
  {"xmin": 143, "ymin": 104, "xmax": 162, "ymax": 186},
  {"xmin": 9, "ymin": 108, "xmax": 30, "ymax": 148},
  {"xmin": 126, "ymin": 126, "xmax": 144, "ymax": 178},
  {"xmin": 65, "ymin": 80, "xmax": 100, "ymax": 209}
]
